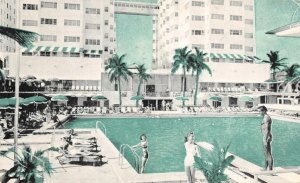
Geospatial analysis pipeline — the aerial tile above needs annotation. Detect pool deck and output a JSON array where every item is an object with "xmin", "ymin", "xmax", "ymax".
[{"xmin": 1, "ymin": 128, "xmax": 300, "ymax": 183}]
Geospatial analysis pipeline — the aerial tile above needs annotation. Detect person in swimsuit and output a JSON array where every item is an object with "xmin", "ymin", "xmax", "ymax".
[
  {"xmin": 184, "ymin": 131, "xmax": 201, "ymax": 183},
  {"xmin": 132, "ymin": 134, "xmax": 149, "ymax": 173},
  {"xmin": 258, "ymin": 105, "xmax": 273, "ymax": 171}
]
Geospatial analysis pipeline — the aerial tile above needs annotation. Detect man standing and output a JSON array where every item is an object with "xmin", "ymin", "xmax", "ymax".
[{"xmin": 258, "ymin": 105, "xmax": 273, "ymax": 171}]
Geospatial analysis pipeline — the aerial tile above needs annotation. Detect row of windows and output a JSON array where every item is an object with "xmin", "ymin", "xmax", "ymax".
[
  {"xmin": 85, "ymin": 23, "xmax": 101, "ymax": 30},
  {"xmin": 64, "ymin": 3, "xmax": 80, "ymax": 10},
  {"xmin": 192, "ymin": 30, "xmax": 204, "ymax": 35},
  {"xmin": 64, "ymin": 36, "xmax": 80, "ymax": 43},
  {"xmin": 192, "ymin": 1, "xmax": 205, "ymax": 7},
  {"xmin": 85, "ymin": 39, "xmax": 100, "ymax": 45},
  {"xmin": 39, "ymin": 36, "xmax": 107, "ymax": 45},
  {"xmin": 41, "ymin": 1, "xmax": 57, "ymax": 8},
  {"xmin": 211, "ymin": 43, "xmax": 253, "ymax": 51},
  {"xmin": 191, "ymin": 29, "xmax": 253, "ymax": 37},
  {"xmin": 192, "ymin": 15, "xmax": 205, "ymax": 21},
  {"xmin": 40, "ymin": 35, "xmax": 57, "ymax": 41},
  {"xmin": 41, "ymin": 18, "xmax": 56, "ymax": 25},
  {"xmin": 23, "ymin": 4, "xmax": 38, "ymax": 10},
  {"xmin": 64, "ymin": 19, "xmax": 80, "ymax": 26},
  {"xmin": 86, "ymin": 8, "xmax": 100, "ymax": 14}
]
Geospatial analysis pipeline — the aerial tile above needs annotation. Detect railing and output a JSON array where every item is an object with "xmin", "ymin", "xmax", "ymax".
[
  {"xmin": 119, "ymin": 144, "xmax": 140, "ymax": 173},
  {"xmin": 144, "ymin": 92, "xmax": 170, "ymax": 97},
  {"xmin": 95, "ymin": 121, "xmax": 107, "ymax": 136},
  {"xmin": 253, "ymin": 168, "xmax": 300, "ymax": 183},
  {"xmin": 0, "ymin": 139, "xmax": 46, "ymax": 179}
]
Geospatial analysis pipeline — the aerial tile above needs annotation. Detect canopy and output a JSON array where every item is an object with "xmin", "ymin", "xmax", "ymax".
[
  {"xmin": 239, "ymin": 96, "xmax": 254, "ymax": 102},
  {"xmin": 51, "ymin": 95, "xmax": 69, "ymax": 102},
  {"xmin": 130, "ymin": 95, "xmax": 144, "ymax": 101},
  {"xmin": 264, "ymin": 79, "xmax": 281, "ymax": 83},
  {"xmin": 91, "ymin": 95, "xmax": 107, "ymax": 101},
  {"xmin": 175, "ymin": 96, "xmax": 189, "ymax": 101},
  {"xmin": 209, "ymin": 96, "xmax": 222, "ymax": 101}
]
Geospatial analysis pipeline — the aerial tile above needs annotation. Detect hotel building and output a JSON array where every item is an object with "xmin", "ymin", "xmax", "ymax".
[
  {"xmin": 0, "ymin": 0, "xmax": 16, "ymax": 76},
  {"xmin": 3, "ymin": 0, "xmax": 273, "ymax": 108}
]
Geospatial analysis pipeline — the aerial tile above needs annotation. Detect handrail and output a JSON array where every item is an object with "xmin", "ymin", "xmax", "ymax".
[
  {"xmin": 95, "ymin": 121, "xmax": 106, "ymax": 136},
  {"xmin": 119, "ymin": 144, "xmax": 140, "ymax": 173},
  {"xmin": 0, "ymin": 139, "xmax": 46, "ymax": 178},
  {"xmin": 253, "ymin": 168, "xmax": 300, "ymax": 183}
]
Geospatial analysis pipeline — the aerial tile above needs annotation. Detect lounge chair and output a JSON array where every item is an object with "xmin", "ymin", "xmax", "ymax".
[
  {"xmin": 75, "ymin": 86, "xmax": 80, "ymax": 90},
  {"xmin": 102, "ymin": 107, "xmax": 107, "ymax": 114},
  {"xmin": 121, "ymin": 107, "xmax": 126, "ymax": 113}
]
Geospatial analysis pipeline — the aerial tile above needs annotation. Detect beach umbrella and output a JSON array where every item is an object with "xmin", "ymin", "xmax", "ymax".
[
  {"xmin": 24, "ymin": 96, "xmax": 48, "ymax": 104},
  {"xmin": 209, "ymin": 96, "xmax": 222, "ymax": 101},
  {"xmin": 130, "ymin": 95, "xmax": 144, "ymax": 101},
  {"xmin": 91, "ymin": 95, "xmax": 107, "ymax": 101},
  {"xmin": 51, "ymin": 95, "xmax": 69, "ymax": 102},
  {"xmin": 239, "ymin": 96, "xmax": 254, "ymax": 102},
  {"xmin": 175, "ymin": 96, "xmax": 189, "ymax": 101},
  {"xmin": 264, "ymin": 79, "xmax": 279, "ymax": 83},
  {"xmin": 0, "ymin": 98, "xmax": 10, "ymax": 109}
]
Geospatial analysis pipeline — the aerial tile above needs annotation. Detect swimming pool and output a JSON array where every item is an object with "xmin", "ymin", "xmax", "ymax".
[{"xmin": 63, "ymin": 116, "xmax": 300, "ymax": 173}]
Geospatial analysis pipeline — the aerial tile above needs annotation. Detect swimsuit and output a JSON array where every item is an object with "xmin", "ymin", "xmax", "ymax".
[{"xmin": 184, "ymin": 142, "xmax": 197, "ymax": 167}]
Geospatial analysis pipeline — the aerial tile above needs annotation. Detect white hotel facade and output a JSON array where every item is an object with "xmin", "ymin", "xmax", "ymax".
[{"xmin": 2, "ymin": 0, "xmax": 272, "ymax": 108}]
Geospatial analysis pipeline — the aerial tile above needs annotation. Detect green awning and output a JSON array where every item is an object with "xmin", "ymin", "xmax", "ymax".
[
  {"xmin": 210, "ymin": 53, "xmax": 217, "ymax": 58},
  {"xmin": 236, "ymin": 54, "xmax": 244, "ymax": 59},
  {"xmin": 223, "ymin": 54, "xmax": 231, "ymax": 59},
  {"xmin": 217, "ymin": 53, "xmax": 226, "ymax": 59},
  {"xmin": 52, "ymin": 47, "xmax": 59, "ymax": 52},
  {"xmin": 79, "ymin": 48, "xmax": 84, "ymax": 53},
  {"xmin": 230, "ymin": 54, "xmax": 237, "ymax": 59},
  {"xmin": 62, "ymin": 47, "xmax": 68, "ymax": 52},
  {"xmin": 24, "ymin": 47, "xmax": 34, "ymax": 53},
  {"xmin": 35, "ymin": 46, "xmax": 43, "ymax": 52},
  {"xmin": 44, "ymin": 46, "xmax": 51, "ymax": 52},
  {"xmin": 70, "ymin": 47, "xmax": 76, "ymax": 53}
]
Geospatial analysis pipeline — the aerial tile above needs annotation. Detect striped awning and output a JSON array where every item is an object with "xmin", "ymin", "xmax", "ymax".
[
  {"xmin": 22, "ymin": 46, "xmax": 101, "ymax": 54},
  {"xmin": 208, "ymin": 53, "xmax": 251, "ymax": 60}
]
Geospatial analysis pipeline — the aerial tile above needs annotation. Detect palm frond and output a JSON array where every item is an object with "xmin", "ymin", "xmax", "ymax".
[{"xmin": 0, "ymin": 26, "xmax": 38, "ymax": 47}]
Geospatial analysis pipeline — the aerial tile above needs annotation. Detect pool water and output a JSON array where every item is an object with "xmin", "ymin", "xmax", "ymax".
[{"xmin": 63, "ymin": 116, "xmax": 300, "ymax": 173}]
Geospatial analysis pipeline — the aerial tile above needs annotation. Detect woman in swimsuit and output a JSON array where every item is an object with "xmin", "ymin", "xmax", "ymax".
[
  {"xmin": 184, "ymin": 131, "xmax": 201, "ymax": 183},
  {"xmin": 132, "ymin": 134, "xmax": 149, "ymax": 173}
]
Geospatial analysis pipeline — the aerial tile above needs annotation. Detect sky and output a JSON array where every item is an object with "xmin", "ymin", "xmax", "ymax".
[{"xmin": 116, "ymin": 0, "xmax": 300, "ymax": 69}]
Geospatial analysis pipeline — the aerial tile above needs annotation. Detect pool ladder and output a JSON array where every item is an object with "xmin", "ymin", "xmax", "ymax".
[
  {"xmin": 119, "ymin": 144, "xmax": 140, "ymax": 173},
  {"xmin": 95, "ymin": 121, "xmax": 107, "ymax": 136}
]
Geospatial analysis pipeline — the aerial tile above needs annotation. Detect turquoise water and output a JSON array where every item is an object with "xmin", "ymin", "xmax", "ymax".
[{"xmin": 64, "ymin": 117, "xmax": 300, "ymax": 173}]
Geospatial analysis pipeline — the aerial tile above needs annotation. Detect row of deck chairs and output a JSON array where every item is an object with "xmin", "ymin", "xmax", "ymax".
[
  {"xmin": 56, "ymin": 130, "xmax": 104, "ymax": 167},
  {"xmin": 70, "ymin": 85, "xmax": 101, "ymax": 91},
  {"xmin": 180, "ymin": 106, "xmax": 255, "ymax": 113}
]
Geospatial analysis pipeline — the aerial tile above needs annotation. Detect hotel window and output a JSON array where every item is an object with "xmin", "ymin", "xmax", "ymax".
[
  {"xmin": 192, "ymin": 1, "xmax": 205, "ymax": 7},
  {"xmin": 211, "ymin": 43, "xmax": 224, "ymax": 49},
  {"xmin": 192, "ymin": 15, "xmax": 204, "ymax": 21},
  {"xmin": 245, "ymin": 46, "xmax": 253, "ymax": 52},
  {"xmin": 230, "ymin": 30, "xmax": 242, "ymax": 35},
  {"xmin": 64, "ymin": 19, "xmax": 80, "ymax": 26},
  {"xmin": 245, "ymin": 33, "xmax": 254, "ymax": 38},
  {"xmin": 192, "ymin": 30, "xmax": 204, "ymax": 35},
  {"xmin": 41, "ymin": 18, "xmax": 57, "ymax": 25},
  {"xmin": 22, "ymin": 20, "xmax": 38, "ymax": 26},
  {"xmin": 192, "ymin": 44, "xmax": 205, "ymax": 50},
  {"xmin": 41, "ymin": 1, "xmax": 57, "ymax": 8},
  {"xmin": 211, "ymin": 0, "xmax": 224, "ymax": 5},
  {"xmin": 104, "ymin": 7, "xmax": 109, "ymax": 12},
  {"xmin": 23, "ymin": 4, "xmax": 38, "ymax": 10},
  {"xmin": 40, "ymin": 35, "xmax": 57, "ymax": 42},
  {"xmin": 230, "ymin": 15, "xmax": 242, "ymax": 21},
  {"xmin": 85, "ymin": 23, "xmax": 100, "ymax": 30},
  {"xmin": 104, "ymin": 33, "xmax": 109, "ymax": 38},
  {"xmin": 211, "ymin": 28, "xmax": 224, "ymax": 34},
  {"xmin": 85, "ymin": 39, "xmax": 100, "ymax": 45},
  {"xmin": 64, "ymin": 3, "xmax": 80, "ymax": 10},
  {"xmin": 64, "ymin": 36, "xmax": 80, "ymax": 42},
  {"xmin": 230, "ymin": 44, "xmax": 243, "ymax": 50},
  {"xmin": 104, "ymin": 47, "xmax": 108, "ymax": 52},
  {"xmin": 245, "ymin": 5, "xmax": 253, "ymax": 11},
  {"xmin": 230, "ymin": 0, "xmax": 242, "ymax": 6},
  {"xmin": 85, "ymin": 8, "xmax": 100, "ymax": 14},
  {"xmin": 211, "ymin": 14, "xmax": 224, "ymax": 20},
  {"xmin": 245, "ymin": 19, "xmax": 253, "ymax": 25},
  {"xmin": 104, "ymin": 20, "xmax": 109, "ymax": 25}
]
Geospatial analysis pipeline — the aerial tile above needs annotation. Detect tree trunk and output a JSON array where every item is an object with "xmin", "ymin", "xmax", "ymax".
[
  {"xmin": 182, "ymin": 68, "xmax": 186, "ymax": 106},
  {"xmin": 118, "ymin": 77, "xmax": 122, "ymax": 107},
  {"xmin": 194, "ymin": 72, "xmax": 200, "ymax": 106},
  {"xmin": 136, "ymin": 79, "xmax": 142, "ymax": 107}
]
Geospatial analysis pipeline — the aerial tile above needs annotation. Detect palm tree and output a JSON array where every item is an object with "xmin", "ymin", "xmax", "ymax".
[
  {"xmin": 261, "ymin": 51, "xmax": 287, "ymax": 80},
  {"xmin": 105, "ymin": 54, "xmax": 133, "ymax": 107},
  {"xmin": 171, "ymin": 46, "xmax": 192, "ymax": 106},
  {"xmin": 0, "ymin": 146, "xmax": 58, "ymax": 183},
  {"xmin": 194, "ymin": 141, "xmax": 235, "ymax": 183},
  {"xmin": 282, "ymin": 64, "xmax": 300, "ymax": 82},
  {"xmin": 135, "ymin": 64, "xmax": 151, "ymax": 107},
  {"xmin": 189, "ymin": 48, "xmax": 212, "ymax": 106}
]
